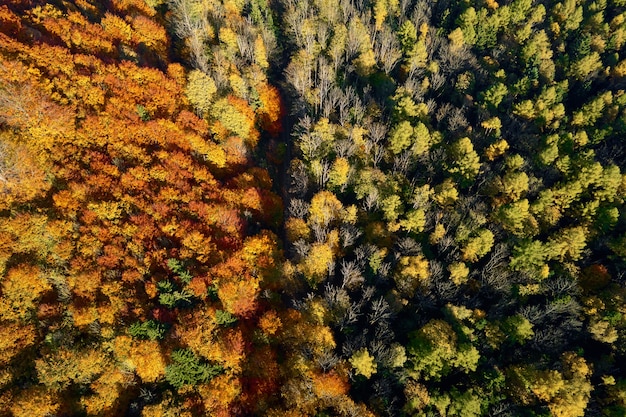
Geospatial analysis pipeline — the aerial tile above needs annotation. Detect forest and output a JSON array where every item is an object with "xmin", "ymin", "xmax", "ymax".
[{"xmin": 1, "ymin": 0, "xmax": 626, "ymax": 415}]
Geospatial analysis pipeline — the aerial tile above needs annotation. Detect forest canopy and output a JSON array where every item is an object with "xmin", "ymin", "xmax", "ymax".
[{"xmin": 1, "ymin": 0, "xmax": 626, "ymax": 415}]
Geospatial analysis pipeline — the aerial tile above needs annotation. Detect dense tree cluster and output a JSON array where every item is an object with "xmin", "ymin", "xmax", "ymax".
[
  {"xmin": 1, "ymin": 0, "xmax": 626, "ymax": 415},
  {"xmin": 278, "ymin": 0, "xmax": 626, "ymax": 415},
  {"xmin": 0, "ymin": 0, "xmax": 282, "ymax": 414}
]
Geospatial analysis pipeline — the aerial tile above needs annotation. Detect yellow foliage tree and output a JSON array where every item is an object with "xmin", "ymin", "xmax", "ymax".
[
  {"xmin": 185, "ymin": 70, "xmax": 217, "ymax": 116},
  {"xmin": 129, "ymin": 340, "xmax": 166, "ymax": 382},
  {"xmin": 350, "ymin": 349, "xmax": 377, "ymax": 378},
  {"xmin": 0, "ymin": 321, "xmax": 35, "ymax": 365},
  {"xmin": 309, "ymin": 190, "xmax": 343, "ymax": 227},
  {"xmin": 395, "ymin": 255, "xmax": 430, "ymax": 296},
  {"xmin": 10, "ymin": 387, "xmax": 60, "ymax": 417},
  {"xmin": 1, "ymin": 264, "xmax": 51, "ymax": 320},
  {"xmin": 300, "ymin": 243, "xmax": 334, "ymax": 285},
  {"xmin": 328, "ymin": 157, "xmax": 351, "ymax": 188},
  {"xmin": 462, "ymin": 229, "xmax": 494, "ymax": 262}
]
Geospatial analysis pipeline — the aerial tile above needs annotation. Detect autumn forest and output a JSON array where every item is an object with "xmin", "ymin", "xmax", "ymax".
[{"xmin": 1, "ymin": 0, "xmax": 626, "ymax": 415}]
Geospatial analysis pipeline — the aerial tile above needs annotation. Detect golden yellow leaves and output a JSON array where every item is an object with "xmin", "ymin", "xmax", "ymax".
[
  {"xmin": 394, "ymin": 255, "xmax": 430, "ymax": 297},
  {"xmin": 0, "ymin": 264, "xmax": 51, "ymax": 320},
  {"xmin": 349, "ymin": 349, "xmax": 377, "ymax": 378}
]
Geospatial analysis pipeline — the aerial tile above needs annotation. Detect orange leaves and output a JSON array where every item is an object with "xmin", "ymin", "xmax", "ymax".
[
  {"xmin": 0, "ymin": 321, "xmax": 35, "ymax": 365},
  {"xmin": 31, "ymin": 5, "xmax": 114, "ymax": 55},
  {"xmin": 0, "ymin": 5, "xmax": 21, "ymax": 37},
  {"xmin": 220, "ymin": 328, "xmax": 246, "ymax": 371},
  {"xmin": 241, "ymin": 187, "xmax": 264, "ymax": 212},
  {"xmin": 311, "ymin": 371, "xmax": 349, "ymax": 399},
  {"xmin": 212, "ymin": 232, "xmax": 282, "ymax": 317},
  {"xmin": 128, "ymin": 340, "xmax": 167, "ymax": 382},
  {"xmin": 130, "ymin": 15, "xmax": 168, "ymax": 58},
  {"xmin": 218, "ymin": 278, "xmax": 260, "ymax": 318},
  {"xmin": 228, "ymin": 170, "xmax": 283, "ymax": 226},
  {"xmin": 579, "ymin": 264, "xmax": 611, "ymax": 292},
  {"xmin": 36, "ymin": 347, "xmax": 108, "ymax": 392},
  {"xmin": 68, "ymin": 269, "xmax": 102, "ymax": 300},
  {"xmin": 1, "ymin": 264, "xmax": 51, "ymax": 320},
  {"xmin": 197, "ymin": 374, "xmax": 241, "ymax": 415},
  {"xmin": 241, "ymin": 232, "xmax": 280, "ymax": 271},
  {"xmin": 188, "ymin": 276, "xmax": 210, "ymax": 298},
  {"xmin": 110, "ymin": 0, "xmax": 156, "ymax": 17},
  {"xmin": 0, "ymin": 2, "xmax": 285, "ymax": 415},
  {"xmin": 112, "ymin": 336, "xmax": 166, "ymax": 382},
  {"xmin": 180, "ymin": 230, "xmax": 216, "ymax": 263},
  {"xmin": 53, "ymin": 190, "xmax": 81, "ymax": 216},
  {"xmin": 256, "ymin": 83, "xmax": 284, "ymax": 137},
  {"xmin": 81, "ymin": 366, "xmax": 130, "ymax": 416},
  {"xmin": 242, "ymin": 345, "xmax": 280, "ymax": 409},
  {"xmin": 177, "ymin": 308, "xmax": 220, "ymax": 361},
  {"xmin": 259, "ymin": 310, "xmax": 283, "ymax": 336},
  {"xmin": 176, "ymin": 109, "xmax": 209, "ymax": 135},
  {"xmin": 188, "ymin": 134, "xmax": 227, "ymax": 168},
  {"xmin": 101, "ymin": 13, "xmax": 133, "ymax": 42},
  {"xmin": 9, "ymin": 387, "xmax": 60, "ymax": 417},
  {"xmin": 102, "ymin": 62, "xmax": 183, "ymax": 119},
  {"xmin": 0, "ymin": 139, "xmax": 49, "ymax": 208}
]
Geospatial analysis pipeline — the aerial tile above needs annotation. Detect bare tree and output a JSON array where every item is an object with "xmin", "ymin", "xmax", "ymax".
[
  {"xmin": 236, "ymin": 29, "xmax": 256, "ymax": 64},
  {"xmin": 447, "ymin": 106, "xmax": 469, "ymax": 132},
  {"xmin": 292, "ymin": 239, "xmax": 311, "ymax": 259},
  {"xmin": 339, "ymin": 0, "xmax": 356, "ymax": 22},
  {"xmin": 335, "ymin": 138, "xmax": 356, "ymax": 158},
  {"xmin": 430, "ymin": 70, "xmax": 446, "ymax": 93},
  {"xmin": 317, "ymin": 350, "xmax": 340, "ymax": 372},
  {"xmin": 362, "ymin": 190, "xmax": 380, "ymax": 212},
  {"xmin": 372, "ymin": 324, "xmax": 394, "ymax": 356},
  {"xmin": 317, "ymin": 21, "xmax": 330, "ymax": 49},
  {"xmin": 346, "ymin": 26, "xmax": 363, "ymax": 59},
  {"xmin": 324, "ymin": 86, "xmax": 342, "ymax": 119},
  {"xmin": 298, "ymin": 132, "xmax": 323, "ymax": 160},
  {"xmin": 374, "ymin": 27, "xmax": 402, "ymax": 74},
  {"xmin": 339, "ymin": 303, "xmax": 363, "ymax": 333},
  {"xmin": 289, "ymin": 198, "xmax": 310, "ymax": 218},
  {"xmin": 368, "ymin": 297, "xmax": 392, "ymax": 325},
  {"xmin": 393, "ymin": 150, "xmax": 415, "ymax": 175},
  {"xmin": 337, "ymin": 88, "xmax": 352, "ymax": 125},
  {"xmin": 311, "ymin": 222, "xmax": 329, "ymax": 242},
  {"xmin": 542, "ymin": 275, "xmax": 578, "ymax": 297},
  {"xmin": 354, "ymin": 244, "xmax": 376, "ymax": 264},
  {"xmin": 0, "ymin": 141, "xmax": 18, "ymax": 186},
  {"xmin": 316, "ymin": 57, "xmax": 334, "ymax": 116},
  {"xmin": 289, "ymin": 159, "xmax": 310, "ymax": 196},
  {"xmin": 519, "ymin": 304, "xmax": 546, "ymax": 325},
  {"xmin": 168, "ymin": 0, "xmax": 211, "ymax": 72},
  {"xmin": 397, "ymin": 238, "xmax": 422, "ymax": 256},
  {"xmin": 350, "ymin": 93, "xmax": 366, "ymax": 125},
  {"xmin": 368, "ymin": 122, "xmax": 388, "ymax": 145},
  {"xmin": 425, "ymin": 98, "xmax": 437, "ymax": 115},
  {"xmin": 341, "ymin": 260, "xmax": 365, "ymax": 289},
  {"xmin": 311, "ymin": 158, "xmax": 331, "ymax": 188},
  {"xmin": 372, "ymin": 144, "xmax": 385, "ymax": 167},
  {"xmin": 209, "ymin": 47, "xmax": 230, "ymax": 90},
  {"xmin": 377, "ymin": 262, "xmax": 391, "ymax": 279},
  {"xmin": 411, "ymin": 0, "xmax": 433, "ymax": 28},
  {"xmin": 285, "ymin": 56, "xmax": 313, "ymax": 96},
  {"xmin": 281, "ymin": 1, "xmax": 309, "ymax": 47},
  {"xmin": 340, "ymin": 225, "xmax": 363, "ymax": 248}
]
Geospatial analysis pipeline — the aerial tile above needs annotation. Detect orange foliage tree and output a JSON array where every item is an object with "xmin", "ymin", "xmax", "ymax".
[{"xmin": 0, "ymin": 0, "xmax": 285, "ymax": 415}]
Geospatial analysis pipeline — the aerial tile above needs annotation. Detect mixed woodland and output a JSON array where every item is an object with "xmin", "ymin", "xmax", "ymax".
[{"xmin": 1, "ymin": 0, "xmax": 626, "ymax": 415}]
